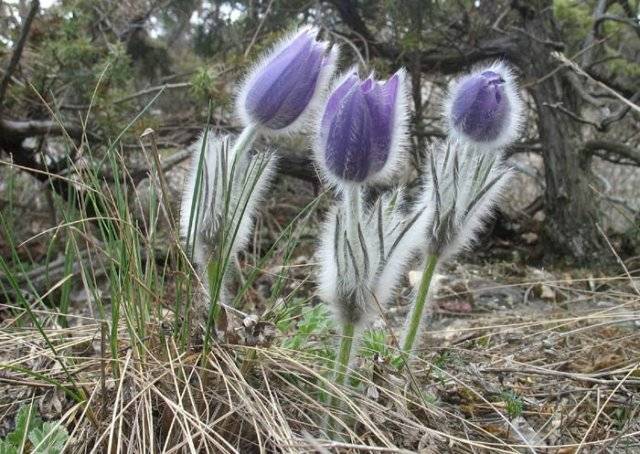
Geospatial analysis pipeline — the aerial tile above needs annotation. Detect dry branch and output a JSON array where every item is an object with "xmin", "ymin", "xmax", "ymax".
[
  {"xmin": 583, "ymin": 140, "xmax": 640, "ymax": 166},
  {"xmin": 0, "ymin": 0, "xmax": 39, "ymax": 114}
]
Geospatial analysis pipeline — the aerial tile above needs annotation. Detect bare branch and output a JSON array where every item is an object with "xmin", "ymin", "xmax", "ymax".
[
  {"xmin": 583, "ymin": 139, "xmax": 640, "ymax": 166},
  {"xmin": 594, "ymin": 14, "xmax": 640, "ymax": 39},
  {"xmin": 0, "ymin": 0, "xmax": 39, "ymax": 113},
  {"xmin": 543, "ymin": 102, "xmax": 602, "ymax": 129},
  {"xmin": 581, "ymin": 0, "xmax": 609, "ymax": 68},
  {"xmin": 602, "ymin": 91, "xmax": 640, "ymax": 130},
  {"xmin": 0, "ymin": 118, "xmax": 84, "ymax": 140},
  {"xmin": 114, "ymin": 82, "xmax": 191, "ymax": 105},
  {"xmin": 508, "ymin": 26, "xmax": 565, "ymax": 50},
  {"xmin": 553, "ymin": 52, "xmax": 640, "ymax": 112},
  {"xmin": 327, "ymin": 0, "xmax": 519, "ymax": 73},
  {"xmin": 565, "ymin": 72, "xmax": 605, "ymax": 107},
  {"xmin": 543, "ymin": 90, "xmax": 640, "ymax": 132}
]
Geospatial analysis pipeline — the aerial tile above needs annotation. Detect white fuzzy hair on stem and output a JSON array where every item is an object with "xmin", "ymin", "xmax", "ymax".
[
  {"xmin": 316, "ymin": 189, "xmax": 421, "ymax": 328},
  {"xmin": 180, "ymin": 132, "xmax": 277, "ymax": 274}
]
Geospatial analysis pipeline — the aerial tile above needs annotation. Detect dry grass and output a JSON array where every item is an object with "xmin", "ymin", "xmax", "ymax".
[{"xmin": 1, "ymin": 263, "xmax": 639, "ymax": 453}]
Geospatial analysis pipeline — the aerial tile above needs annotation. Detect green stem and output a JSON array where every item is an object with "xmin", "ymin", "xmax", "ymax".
[
  {"xmin": 327, "ymin": 321, "xmax": 355, "ymax": 435},
  {"xmin": 401, "ymin": 254, "xmax": 438, "ymax": 361},
  {"xmin": 334, "ymin": 321, "xmax": 355, "ymax": 388}
]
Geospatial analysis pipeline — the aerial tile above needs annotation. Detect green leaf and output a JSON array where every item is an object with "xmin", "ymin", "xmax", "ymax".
[
  {"xmin": 360, "ymin": 329, "xmax": 391, "ymax": 359},
  {"xmin": 6, "ymin": 405, "xmax": 42, "ymax": 448},
  {"xmin": 0, "ymin": 440, "xmax": 18, "ymax": 454},
  {"xmin": 282, "ymin": 303, "xmax": 333, "ymax": 351},
  {"xmin": 28, "ymin": 421, "xmax": 69, "ymax": 454}
]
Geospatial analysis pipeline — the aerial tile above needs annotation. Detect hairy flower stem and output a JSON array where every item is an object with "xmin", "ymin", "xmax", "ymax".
[
  {"xmin": 401, "ymin": 254, "xmax": 438, "ymax": 363},
  {"xmin": 232, "ymin": 123, "xmax": 258, "ymax": 160},
  {"xmin": 345, "ymin": 185, "xmax": 360, "ymax": 244},
  {"xmin": 328, "ymin": 320, "xmax": 355, "ymax": 434},
  {"xmin": 344, "ymin": 185, "xmax": 363, "ymax": 272},
  {"xmin": 335, "ymin": 321, "xmax": 355, "ymax": 389}
]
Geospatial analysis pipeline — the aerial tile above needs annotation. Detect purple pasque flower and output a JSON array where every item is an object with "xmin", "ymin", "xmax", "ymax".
[
  {"xmin": 452, "ymin": 71, "xmax": 507, "ymax": 141},
  {"xmin": 237, "ymin": 26, "xmax": 338, "ymax": 133},
  {"xmin": 445, "ymin": 62, "xmax": 523, "ymax": 149},
  {"xmin": 316, "ymin": 68, "xmax": 408, "ymax": 184}
]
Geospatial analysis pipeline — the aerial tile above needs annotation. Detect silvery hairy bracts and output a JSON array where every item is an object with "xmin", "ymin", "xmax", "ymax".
[
  {"xmin": 317, "ymin": 188, "xmax": 420, "ymax": 327},
  {"xmin": 180, "ymin": 132, "xmax": 277, "ymax": 288},
  {"xmin": 415, "ymin": 140, "xmax": 513, "ymax": 261}
]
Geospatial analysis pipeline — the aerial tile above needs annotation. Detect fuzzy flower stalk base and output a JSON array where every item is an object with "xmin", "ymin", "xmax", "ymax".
[
  {"xmin": 180, "ymin": 129, "xmax": 275, "ymax": 330},
  {"xmin": 401, "ymin": 253, "xmax": 437, "ymax": 358},
  {"xmin": 334, "ymin": 309, "xmax": 355, "ymax": 392},
  {"xmin": 318, "ymin": 186, "xmax": 418, "ymax": 429},
  {"xmin": 334, "ymin": 186, "xmax": 360, "ymax": 391}
]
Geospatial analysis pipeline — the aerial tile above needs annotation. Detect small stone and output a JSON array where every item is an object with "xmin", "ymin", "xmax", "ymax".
[
  {"xmin": 243, "ymin": 314, "xmax": 259, "ymax": 328},
  {"xmin": 539, "ymin": 284, "xmax": 556, "ymax": 300},
  {"xmin": 408, "ymin": 270, "xmax": 421, "ymax": 288},
  {"xmin": 533, "ymin": 211, "xmax": 546, "ymax": 222}
]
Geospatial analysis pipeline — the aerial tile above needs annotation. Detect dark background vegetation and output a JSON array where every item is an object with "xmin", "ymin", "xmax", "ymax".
[{"xmin": 0, "ymin": 0, "xmax": 639, "ymax": 265}]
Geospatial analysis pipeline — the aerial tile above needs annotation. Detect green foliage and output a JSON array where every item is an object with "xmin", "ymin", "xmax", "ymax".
[
  {"xmin": 0, "ymin": 441, "xmax": 18, "ymax": 454},
  {"xmin": 360, "ymin": 329, "xmax": 391, "ymax": 359},
  {"xmin": 0, "ymin": 405, "xmax": 68, "ymax": 454},
  {"xmin": 5, "ymin": 405, "xmax": 42, "ymax": 448},
  {"xmin": 28, "ymin": 422, "xmax": 69, "ymax": 454},
  {"xmin": 425, "ymin": 350, "xmax": 464, "ymax": 384},
  {"xmin": 192, "ymin": 2, "xmax": 301, "ymax": 58},
  {"xmin": 274, "ymin": 301, "xmax": 335, "ymax": 401},
  {"xmin": 433, "ymin": 350, "xmax": 452, "ymax": 369},
  {"xmin": 6, "ymin": 0, "xmax": 135, "ymax": 136},
  {"xmin": 190, "ymin": 67, "xmax": 230, "ymax": 105},
  {"xmin": 608, "ymin": 54, "xmax": 640, "ymax": 78},
  {"xmin": 360, "ymin": 329, "xmax": 405, "ymax": 368},
  {"xmin": 553, "ymin": 0, "xmax": 592, "ymax": 45},
  {"xmin": 500, "ymin": 390, "xmax": 524, "ymax": 420},
  {"xmin": 474, "ymin": 334, "xmax": 492, "ymax": 349},
  {"xmin": 280, "ymin": 301, "xmax": 334, "ymax": 356},
  {"xmin": 553, "ymin": 0, "xmax": 640, "ymax": 78}
]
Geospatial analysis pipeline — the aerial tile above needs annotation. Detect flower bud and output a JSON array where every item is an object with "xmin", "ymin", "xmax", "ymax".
[
  {"xmin": 445, "ymin": 62, "xmax": 522, "ymax": 149},
  {"xmin": 316, "ymin": 69, "xmax": 408, "ymax": 184},
  {"xmin": 237, "ymin": 26, "xmax": 338, "ymax": 133}
]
